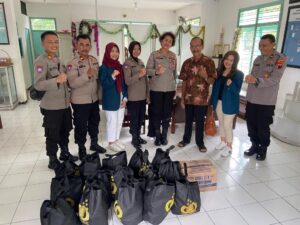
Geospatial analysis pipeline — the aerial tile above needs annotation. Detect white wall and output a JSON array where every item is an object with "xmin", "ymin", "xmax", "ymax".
[
  {"xmin": 20, "ymin": 0, "xmax": 300, "ymax": 109},
  {"xmin": 13, "ymin": 0, "xmax": 31, "ymax": 89},
  {"xmin": 27, "ymin": 3, "xmax": 176, "ymax": 30},
  {"xmin": 217, "ymin": 0, "xmax": 300, "ymax": 109},
  {"xmin": 0, "ymin": 0, "xmax": 27, "ymax": 103},
  {"xmin": 175, "ymin": 0, "xmax": 219, "ymax": 58}
]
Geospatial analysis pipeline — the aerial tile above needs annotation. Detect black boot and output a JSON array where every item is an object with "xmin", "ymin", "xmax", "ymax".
[
  {"xmin": 131, "ymin": 136, "xmax": 142, "ymax": 149},
  {"xmin": 244, "ymin": 143, "xmax": 258, "ymax": 156},
  {"xmin": 256, "ymin": 146, "xmax": 267, "ymax": 161},
  {"xmin": 59, "ymin": 145, "xmax": 79, "ymax": 162},
  {"xmin": 154, "ymin": 130, "xmax": 161, "ymax": 146},
  {"xmin": 161, "ymin": 128, "xmax": 168, "ymax": 145},
  {"xmin": 78, "ymin": 145, "xmax": 87, "ymax": 161},
  {"xmin": 48, "ymin": 155, "xmax": 60, "ymax": 170},
  {"xmin": 138, "ymin": 136, "xmax": 147, "ymax": 145},
  {"xmin": 90, "ymin": 139, "xmax": 106, "ymax": 154}
]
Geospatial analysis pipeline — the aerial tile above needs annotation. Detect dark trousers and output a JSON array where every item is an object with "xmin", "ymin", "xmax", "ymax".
[
  {"xmin": 147, "ymin": 103, "xmax": 155, "ymax": 137},
  {"xmin": 183, "ymin": 104, "xmax": 207, "ymax": 147},
  {"xmin": 72, "ymin": 101, "xmax": 100, "ymax": 146},
  {"xmin": 41, "ymin": 107, "xmax": 72, "ymax": 156},
  {"xmin": 127, "ymin": 100, "xmax": 146, "ymax": 138},
  {"xmin": 150, "ymin": 91, "xmax": 175, "ymax": 132},
  {"xmin": 246, "ymin": 102, "xmax": 275, "ymax": 147}
]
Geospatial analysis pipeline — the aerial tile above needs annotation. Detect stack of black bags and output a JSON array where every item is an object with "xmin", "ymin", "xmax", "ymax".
[{"xmin": 40, "ymin": 146, "xmax": 201, "ymax": 225}]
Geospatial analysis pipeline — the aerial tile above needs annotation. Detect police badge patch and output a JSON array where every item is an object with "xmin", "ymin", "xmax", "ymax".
[
  {"xmin": 276, "ymin": 59, "xmax": 285, "ymax": 69},
  {"xmin": 36, "ymin": 65, "xmax": 44, "ymax": 73}
]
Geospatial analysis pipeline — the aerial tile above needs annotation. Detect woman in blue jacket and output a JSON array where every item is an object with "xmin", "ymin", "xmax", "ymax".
[
  {"xmin": 211, "ymin": 51, "xmax": 244, "ymax": 157},
  {"xmin": 99, "ymin": 42, "xmax": 128, "ymax": 152}
]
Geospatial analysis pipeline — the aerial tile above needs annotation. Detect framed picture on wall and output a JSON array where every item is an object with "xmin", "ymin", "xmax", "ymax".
[
  {"xmin": 0, "ymin": 3, "xmax": 9, "ymax": 44},
  {"xmin": 289, "ymin": 0, "xmax": 300, "ymax": 4},
  {"xmin": 282, "ymin": 5, "xmax": 300, "ymax": 68}
]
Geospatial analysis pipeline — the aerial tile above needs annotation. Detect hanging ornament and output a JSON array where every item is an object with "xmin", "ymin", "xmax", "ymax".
[
  {"xmin": 92, "ymin": 22, "xmax": 99, "ymax": 56},
  {"xmin": 71, "ymin": 22, "xmax": 77, "ymax": 55},
  {"xmin": 79, "ymin": 20, "xmax": 92, "ymax": 36}
]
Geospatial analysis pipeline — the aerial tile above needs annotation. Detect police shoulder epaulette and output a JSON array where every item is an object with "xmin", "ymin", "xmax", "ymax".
[{"xmin": 89, "ymin": 55, "xmax": 97, "ymax": 61}]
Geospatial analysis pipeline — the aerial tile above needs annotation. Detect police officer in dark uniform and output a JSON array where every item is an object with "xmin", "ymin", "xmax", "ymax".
[
  {"xmin": 34, "ymin": 31, "xmax": 78, "ymax": 170},
  {"xmin": 67, "ymin": 34, "xmax": 106, "ymax": 161},
  {"xmin": 244, "ymin": 34, "xmax": 287, "ymax": 161}
]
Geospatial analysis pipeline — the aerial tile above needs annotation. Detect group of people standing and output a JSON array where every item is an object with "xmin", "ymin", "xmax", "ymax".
[{"xmin": 34, "ymin": 30, "xmax": 286, "ymax": 170}]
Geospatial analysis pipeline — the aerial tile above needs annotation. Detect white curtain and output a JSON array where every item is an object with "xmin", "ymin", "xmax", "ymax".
[{"xmin": 97, "ymin": 24, "xmax": 124, "ymax": 64}]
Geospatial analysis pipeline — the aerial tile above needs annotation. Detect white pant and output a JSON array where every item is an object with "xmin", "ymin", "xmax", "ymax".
[
  {"xmin": 216, "ymin": 100, "xmax": 235, "ymax": 143},
  {"xmin": 104, "ymin": 108, "xmax": 125, "ymax": 142}
]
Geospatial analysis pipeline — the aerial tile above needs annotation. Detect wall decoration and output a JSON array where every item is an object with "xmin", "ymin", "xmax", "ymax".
[
  {"xmin": 0, "ymin": 3, "xmax": 9, "ymax": 44},
  {"xmin": 79, "ymin": 20, "xmax": 92, "ymax": 36},
  {"xmin": 282, "ymin": 5, "xmax": 300, "ymax": 68},
  {"xmin": 289, "ymin": 0, "xmax": 300, "ymax": 4}
]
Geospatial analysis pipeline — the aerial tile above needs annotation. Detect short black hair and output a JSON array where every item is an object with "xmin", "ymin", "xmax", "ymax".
[
  {"xmin": 159, "ymin": 32, "xmax": 176, "ymax": 46},
  {"xmin": 76, "ymin": 34, "xmax": 91, "ymax": 42},
  {"xmin": 261, "ymin": 34, "xmax": 276, "ymax": 43},
  {"xmin": 41, "ymin": 31, "xmax": 57, "ymax": 41},
  {"xmin": 128, "ymin": 41, "xmax": 141, "ymax": 57},
  {"xmin": 190, "ymin": 37, "xmax": 204, "ymax": 46}
]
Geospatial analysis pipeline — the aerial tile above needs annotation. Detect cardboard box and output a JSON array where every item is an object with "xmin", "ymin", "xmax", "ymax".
[{"xmin": 180, "ymin": 160, "xmax": 217, "ymax": 192}]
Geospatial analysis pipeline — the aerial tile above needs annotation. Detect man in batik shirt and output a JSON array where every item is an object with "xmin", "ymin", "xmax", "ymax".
[{"xmin": 177, "ymin": 37, "xmax": 216, "ymax": 152}]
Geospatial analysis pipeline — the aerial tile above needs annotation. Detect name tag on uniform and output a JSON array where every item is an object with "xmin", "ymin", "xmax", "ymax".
[{"xmin": 49, "ymin": 67, "xmax": 58, "ymax": 71}]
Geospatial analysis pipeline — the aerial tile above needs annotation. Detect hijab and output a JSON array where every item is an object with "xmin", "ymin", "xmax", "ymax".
[{"xmin": 102, "ymin": 42, "xmax": 123, "ymax": 93}]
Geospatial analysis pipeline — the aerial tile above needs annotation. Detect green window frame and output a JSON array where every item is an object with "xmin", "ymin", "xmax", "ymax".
[
  {"xmin": 30, "ymin": 17, "xmax": 56, "ymax": 31},
  {"xmin": 237, "ymin": 1, "xmax": 283, "ymax": 74}
]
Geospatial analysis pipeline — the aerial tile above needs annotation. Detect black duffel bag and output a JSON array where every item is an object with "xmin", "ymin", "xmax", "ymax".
[
  {"xmin": 79, "ymin": 178, "xmax": 110, "ymax": 225},
  {"xmin": 50, "ymin": 174, "xmax": 83, "ymax": 212},
  {"xmin": 30, "ymin": 86, "xmax": 46, "ymax": 101},
  {"xmin": 80, "ymin": 152, "xmax": 101, "ymax": 178},
  {"xmin": 171, "ymin": 163, "xmax": 201, "ymax": 215},
  {"xmin": 129, "ymin": 148, "xmax": 155, "ymax": 178},
  {"xmin": 158, "ymin": 158, "xmax": 184, "ymax": 183},
  {"xmin": 143, "ymin": 178, "xmax": 175, "ymax": 225},
  {"xmin": 40, "ymin": 198, "xmax": 81, "ymax": 225},
  {"xmin": 102, "ymin": 151, "xmax": 127, "ymax": 171},
  {"xmin": 152, "ymin": 145, "xmax": 175, "ymax": 171},
  {"xmin": 113, "ymin": 177, "xmax": 144, "ymax": 225}
]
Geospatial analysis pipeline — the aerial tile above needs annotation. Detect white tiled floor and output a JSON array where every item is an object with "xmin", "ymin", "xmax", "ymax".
[{"xmin": 0, "ymin": 100, "xmax": 300, "ymax": 225}]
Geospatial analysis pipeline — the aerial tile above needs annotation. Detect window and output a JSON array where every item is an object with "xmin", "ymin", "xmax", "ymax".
[
  {"xmin": 237, "ymin": 2, "xmax": 283, "ymax": 74},
  {"xmin": 30, "ymin": 18, "xmax": 56, "ymax": 31},
  {"xmin": 186, "ymin": 17, "xmax": 201, "ymax": 26}
]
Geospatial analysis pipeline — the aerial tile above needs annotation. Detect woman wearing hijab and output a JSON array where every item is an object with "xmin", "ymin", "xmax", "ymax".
[
  {"xmin": 124, "ymin": 41, "xmax": 149, "ymax": 149},
  {"xmin": 99, "ymin": 42, "xmax": 128, "ymax": 152}
]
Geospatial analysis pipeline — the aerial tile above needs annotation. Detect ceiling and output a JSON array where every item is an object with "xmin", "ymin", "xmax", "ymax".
[{"xmin": 23, "ymin": 0, "xmax": 204, "ymax": 11}]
